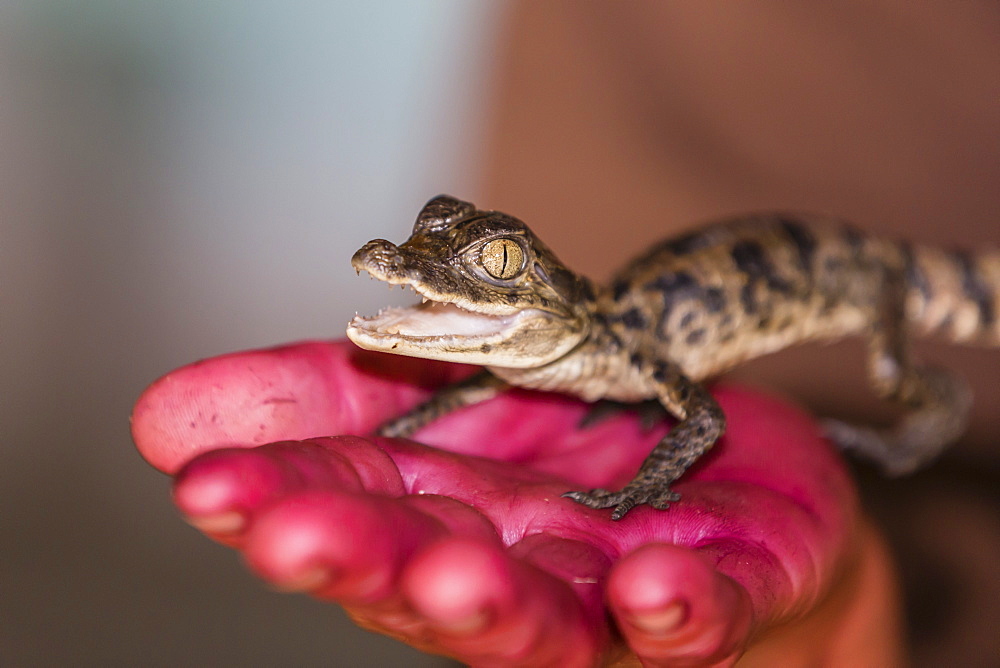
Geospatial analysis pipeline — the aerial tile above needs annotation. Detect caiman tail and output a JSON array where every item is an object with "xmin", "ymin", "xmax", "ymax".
[{"xmin": 904, "ymin": 242, "xmax": 1000, "ymax": 346}]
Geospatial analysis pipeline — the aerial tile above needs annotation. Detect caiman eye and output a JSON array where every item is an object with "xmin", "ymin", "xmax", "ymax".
[{"xmin": 481, "ymin": 238, "xmax": 524, "ymax": 279}]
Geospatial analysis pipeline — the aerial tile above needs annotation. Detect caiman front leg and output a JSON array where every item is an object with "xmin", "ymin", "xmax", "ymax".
[
  {"xmin": 564, "ymin": 360, "xmax": 726, "ymax": 521},
  {"xmin": 378, "ymin": 370, "xmax": 508, "ymax": 437}
]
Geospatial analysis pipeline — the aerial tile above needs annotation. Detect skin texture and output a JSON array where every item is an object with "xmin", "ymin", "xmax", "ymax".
[
  {"xmin": 132, "ymin": 340, "xmax": 904, "ymax": 666},
  {"xmin": 349, "ymin": 196, "xmax": 993, "ymax": 520}
]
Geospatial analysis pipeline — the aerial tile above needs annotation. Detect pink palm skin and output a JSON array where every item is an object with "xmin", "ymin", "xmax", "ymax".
[{"xmin": 132, "ymin": 340, "xmax": 905, "ymax": 666}]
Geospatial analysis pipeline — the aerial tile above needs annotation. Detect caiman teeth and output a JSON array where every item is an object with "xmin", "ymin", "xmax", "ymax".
[
  {"xmin": 349, "ymin": 299, "xmax": 520, "ymax": 340},
  {"xmin": 355, "ymin": 263, "xmax": 485, "ymax": 312}
]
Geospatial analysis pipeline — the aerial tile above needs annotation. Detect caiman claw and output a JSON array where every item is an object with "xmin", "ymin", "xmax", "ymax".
[{"xmin": 562, "ymin": 483, "xmax": 682, "ymax": 521}]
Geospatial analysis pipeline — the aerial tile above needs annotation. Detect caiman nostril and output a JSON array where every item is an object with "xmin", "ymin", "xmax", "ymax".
[{"xmin": 351, "ymin": 239, "xmax": 404, "ymax": 272}]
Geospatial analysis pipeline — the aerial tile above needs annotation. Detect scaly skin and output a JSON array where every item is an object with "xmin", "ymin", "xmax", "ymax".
[{"xmin": 348, "ymin": 195, "xmax": 998, "ymax": 520}]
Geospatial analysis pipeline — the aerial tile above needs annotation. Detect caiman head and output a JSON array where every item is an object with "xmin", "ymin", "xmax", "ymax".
[{"xmin": 347, "ymin": 195, "xmax": 593, "ymax": 367}]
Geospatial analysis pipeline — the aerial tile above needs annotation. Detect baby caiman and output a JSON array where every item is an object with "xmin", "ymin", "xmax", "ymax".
[{"xmin": 347, "ymin": 195, "xmax": 996, "ymax": 520}]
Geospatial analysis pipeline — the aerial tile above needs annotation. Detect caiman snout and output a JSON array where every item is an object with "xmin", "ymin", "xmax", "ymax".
[{"xmin": 351, "ymin": 239, "xmax": 406, "ymax": 276}]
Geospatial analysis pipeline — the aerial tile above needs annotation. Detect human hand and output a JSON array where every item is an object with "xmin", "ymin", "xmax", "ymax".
[{"xmin": 132, "ymin": 340, "xmax": 903, "ymax": 666}]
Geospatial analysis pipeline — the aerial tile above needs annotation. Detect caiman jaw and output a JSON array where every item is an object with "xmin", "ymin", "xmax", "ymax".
[
  {"xmin": 348, "ymin": 302, "xmax": 526, "ymax": 358},
  {"xmin": 347, "ymin": 274, "xmax": 563, "ymax": 368},
  {"xmin": 347, "ymin": 241, "xmax": 579, "ymax": 368}
]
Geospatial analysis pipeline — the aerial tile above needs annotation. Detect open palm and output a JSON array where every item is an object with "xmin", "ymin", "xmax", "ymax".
[{"xmin": 132, "ymin": 341, "xmax": 902, "ymax": 666}]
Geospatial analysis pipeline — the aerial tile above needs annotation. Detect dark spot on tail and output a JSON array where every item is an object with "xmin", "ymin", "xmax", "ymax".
[
  {"xmin": 646, "ymin": 271, "xmax": 704, "ymax": 336},
  {"xmin": 659, "ymin": 230, "xmax": 712, "ymax": 256},
  {"xmin": 731, "ymin": 240, "xmax": 792, "ymax": 313},
  {"xmin": 842, "ymin": 225, "xmax": 865, "ymax": 257},
  {"xmin": 685, "ymin": 328, "xmax": 706, "ymax": 346},
  {"xmin": 618, "ymin": 308, "xmax": 648, "ymax": 330},
  {"xmin": 704, "ymin": 287, "xmax": 726, "ymax": 312},
  {"xmin": 777, "ymin": 218, "xmax": 817, "ymax": 273},
  {"xmin": 593, "ymin": 313, "xmax": 626, "ymax": 348},
  {"xmin": 900, "ymin": 242, "xmax": 933, "ymax": 303},
  {"xmin": 647, "ymin": 271, "xmax": 699, "ymax": 314},
  {"xmin": 952, "ymin": 249, "xmax": 995, "ymax": 327}
]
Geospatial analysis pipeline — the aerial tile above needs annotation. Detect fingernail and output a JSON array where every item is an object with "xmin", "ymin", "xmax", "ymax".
[
  {"xmin": 430, "ymin": 606, "xmax": 493, "ymax": 636},
  {"xmin": 186, "ymin": 511, "xmax": 245, "ymax": 534},
  {"xmin": 626, "ymin": 600, "xmax": 688, "ymax": 635},
  {"xmin": 269, "ymin": 565, "xmax": 334, "ymax": 593}
]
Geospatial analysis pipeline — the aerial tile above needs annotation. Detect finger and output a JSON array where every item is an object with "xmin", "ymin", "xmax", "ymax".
[
  {"xmin": 506, "ymin": 533, "xmax": 613, "ymax": 619},
  {"xmin": 378, "ymin": 429, "xmax": 850, "ymax": 611},
  {"xmin": 131, "ymin": 341, "xmax": 468, "ymax": 473},
  {"xmin": 607, "ymin": 544, "xmax": 752, "ymax": 667},
  {"xmin": 401, "ymin": 537, "xmax": 605, "ymax": 667},
  {"xmin": 172, "ymin": 435, "xmax": 405, "ymax": 544},
  {"xmin": 242, "ymin": 489, "xmax": 498, "ymax": 606},
  {"xmin": 710, "ymin": 519, "xmax": 906, "ymax": 666},
  {"xmin": 374, "ymin": 427, "xmax": 850, "ymax": 622},
  {"xmin": 130, "ymin": 339, "xmax": 645, "ymax": 479}
]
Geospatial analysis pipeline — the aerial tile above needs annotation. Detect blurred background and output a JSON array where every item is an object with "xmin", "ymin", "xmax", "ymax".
[{"xmin": 2, "ymin": 1, "xmax": 998, "ymax": 665}]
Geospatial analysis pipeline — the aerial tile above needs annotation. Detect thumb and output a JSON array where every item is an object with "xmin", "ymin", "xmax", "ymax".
[{"xmin": 131, "ymin": 340, "xmax": 467, "ymax": 473}]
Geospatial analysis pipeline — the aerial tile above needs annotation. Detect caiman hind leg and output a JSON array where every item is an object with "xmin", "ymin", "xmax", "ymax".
[
  {"xmin": 824, "ymin": 267, "xmax": 972, "ymax": 475},
  {"xmin": 564, "ymin": 363, "xmax": 726, "ymax": 521},
  {"xmin": 378, "ymin": 370, "xmax": 507, "ymax": 437}
]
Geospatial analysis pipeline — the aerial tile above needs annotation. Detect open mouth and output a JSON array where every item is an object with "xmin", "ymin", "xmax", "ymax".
[
  {"xmin": 346, "ymin": 266, "xmax": 530, "ymax": 350},
  {"xmin": 348, "ymin": 299, "xmax": 520, "ymax": 340},
  {"xmin": 345, "ymin": 264, "xmax": 583, "ymax": 367}
]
